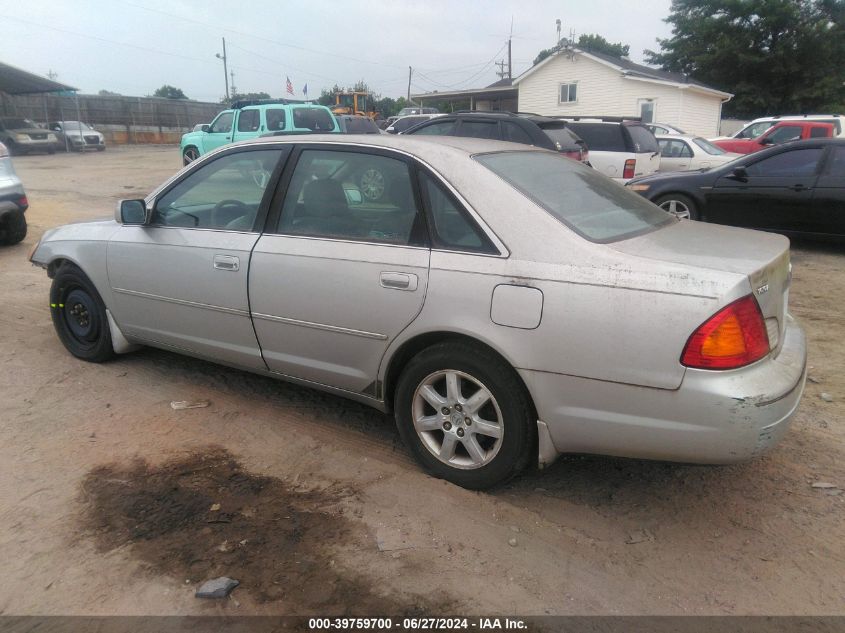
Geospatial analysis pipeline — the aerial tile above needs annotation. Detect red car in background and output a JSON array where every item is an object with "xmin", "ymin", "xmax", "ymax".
[{"xmin": 713, "ymin": 120, "xmax": 834, "ymax": 154}]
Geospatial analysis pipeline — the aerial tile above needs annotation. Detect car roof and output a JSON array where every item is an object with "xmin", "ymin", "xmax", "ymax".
[{"xmin": 240, "ymin": 132, "xmax": 550, "ymax": 158}]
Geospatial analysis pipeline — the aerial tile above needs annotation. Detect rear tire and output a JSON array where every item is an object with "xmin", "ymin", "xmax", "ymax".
[
  {"xmin": 47, "ymin": 147, "xmax": 56, "ymax": 155},
  {"xmin": 182, "ymin": 146, "xmax": 200, "ymax": 166},
  {"xmin": 394, "ymin": 341, "xmax": 535, "ymax": 490},
  {"xmin": 0, "ymin": 211, "xmax": 27, "ymax": 245},
  {"xmin": 50, "ymin": 264, "xmax": 115, "ymax": 363},
  {"xmin": 654, "ymin": 193, "xmax": 699, "ymax": 220}
]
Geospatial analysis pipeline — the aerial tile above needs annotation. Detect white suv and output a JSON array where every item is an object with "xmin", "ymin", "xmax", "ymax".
[
  {"xmin": 561, "ymin": 118, "xmax": 661, "ymax": 183},
  {"xmin": 719, "ymin": 114, "xmax": 845, "ymax": 141}
]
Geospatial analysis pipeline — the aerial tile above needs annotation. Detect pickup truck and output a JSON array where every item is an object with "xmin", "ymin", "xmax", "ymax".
[
  {"xmin": 713, "ymin": 120, "xmax": 834, "ymax": 154},
  {"xmin": 180, "ymin": 100, "xmax": 340, "ymax": 165}
]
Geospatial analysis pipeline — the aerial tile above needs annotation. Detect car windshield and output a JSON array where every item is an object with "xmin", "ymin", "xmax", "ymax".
[
  {"xmin": 475, "ymin": 151, "xmax": 674, "ymax": 243},
  {"xmin": 693, "ymin": 137, "xmax": 727, "ymax": 155},
  {"xmin": 3, "ymin": 118, "xmax": 38, "ymax": 129},
  {"xmin": 61, "ymin": 121, "xmax": 93, "ymax": 131}
]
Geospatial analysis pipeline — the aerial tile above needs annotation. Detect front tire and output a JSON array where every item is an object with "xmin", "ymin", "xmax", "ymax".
[
  {"xmin": 182, "ymin": 146, "xmax": 200, "ymax": 166},
  {"xmin": 654, "ymin": 193, "xmax": 699, "ymax": 220},
  {"xmin": 50, "ymin": 264, "xmax": 115, "ymax": 362},
  {"xmin": 0, "ymin": 210, "xmax": 26, "ymax": 245},
  {"xmin": 394, "ymin": 341, "xmax": 535, "ymax": 489}
]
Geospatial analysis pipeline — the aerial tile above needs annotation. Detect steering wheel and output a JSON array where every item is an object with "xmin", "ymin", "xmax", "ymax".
[{"xmin": 212, "ymin": 199, "xmax": 250, "ymax": 228}]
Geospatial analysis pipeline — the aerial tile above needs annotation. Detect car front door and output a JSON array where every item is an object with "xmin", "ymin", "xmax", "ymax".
[
  {"xmin": 706, "ymin": 146, "xmax": 824, "ymax": 232},
  {"xmin": 202, "ymin": 111, "xmax": 236, "ymax": 153},
  {"xmin": 249, "ymin": 146, "xmax": 430, "ymax": 394},
  {"xmin": 107, "ymin": 147, "xmax": 288, "ymax": 368},
  {"xmin": 231, "ymin": 108, "xmax": 262, "ymax": 142}
]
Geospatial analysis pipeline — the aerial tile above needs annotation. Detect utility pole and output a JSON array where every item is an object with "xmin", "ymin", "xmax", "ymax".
[
  {"xmin": 230, "ymin": 70, "xmax": 236, "ymax": 98},
  {"xmin": 407, "ymin": 66, "xmax": 412, "ymax": 104},
  {"xmin": 46, "ymin": 69, "xmax": 58, "ymax": 80},
  {"xmin": 508, "ymin": 17, "xmax": 513, "ymax": 79},
  {"xmin": 216, "ymin": 37, "xmax": 229, "ymax": 101},
  {"xmin": 495, "ymin": 60, "xmax": 508, "ymax": 80}
]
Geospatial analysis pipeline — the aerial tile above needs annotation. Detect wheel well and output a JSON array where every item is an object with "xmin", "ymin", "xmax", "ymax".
[
  {"xmin": 46, "ymin": 257, "xmax": 72, "ymax": 279},
  {"xmin": 382, "ymin": 332, "xmax": 536, "ymax": 419}
]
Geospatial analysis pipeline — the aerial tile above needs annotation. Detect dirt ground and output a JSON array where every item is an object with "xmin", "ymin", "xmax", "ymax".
[{"xmin": 0, "ymin": 145, "xmax": 843, "ymax": 616}]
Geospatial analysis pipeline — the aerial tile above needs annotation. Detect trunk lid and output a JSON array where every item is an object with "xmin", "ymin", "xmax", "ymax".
[{"xmin": 611, "ymin": 220, "xmax": 791, "ymax": 351}]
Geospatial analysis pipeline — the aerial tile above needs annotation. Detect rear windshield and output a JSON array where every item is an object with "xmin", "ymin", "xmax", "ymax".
[
  {"xmin": 566, "ymin": 123, "xmax": 627, "ymax": 151},
  {"xmin": 291, "ymin": 108, "xmax": 336, "ymax": 131},
  {"xmin": 475, "ymin": 151, "xmax": 673, "ymax": 243},
  {"xmin": 693, "ymin": 137, "xmax": 727, "ymax": 155},
  {"xmin": 342, "ymin": 117, "xmax": 379, "ymax": 134},
  {"xmin": 625, "ymin": 124, "xmax": 659, "ymax": 153}
]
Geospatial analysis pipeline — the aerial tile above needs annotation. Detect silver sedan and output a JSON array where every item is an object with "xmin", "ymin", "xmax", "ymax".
[{"xmin": 30, "ymin": 135, "xmax": 807, "ymax": 489}]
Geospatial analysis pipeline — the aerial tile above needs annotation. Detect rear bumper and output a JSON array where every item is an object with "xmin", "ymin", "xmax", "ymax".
[{"xmin": 521, "ymin": 314, "xmax": 807, "ymax": 464}]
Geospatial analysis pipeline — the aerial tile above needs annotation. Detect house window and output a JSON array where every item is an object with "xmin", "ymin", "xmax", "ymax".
[{"xmin": 559, "ymin": 82, "xmax": 578, "ymax": 104}]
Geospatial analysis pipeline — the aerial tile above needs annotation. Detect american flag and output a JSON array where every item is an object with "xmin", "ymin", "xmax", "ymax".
[{"xmin": 285, "ymin": 77, "xmax": 294, "ymax": 96}]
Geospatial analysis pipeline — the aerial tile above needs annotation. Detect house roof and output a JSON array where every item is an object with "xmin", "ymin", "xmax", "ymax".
[
  {"xmin": 0, "ymin": 61, "xmax": 76, "ymax": 95},
  {"xmin": 410, "ymin": 77, "xmax": 517, "ymax": 102},
  {"xmin": 513, "ymin": 47, "xmax": 732, "ymax": 99}
]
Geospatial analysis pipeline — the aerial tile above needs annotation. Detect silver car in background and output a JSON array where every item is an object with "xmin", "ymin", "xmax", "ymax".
[
  {"xmin": 0, "ymin": 141, "xmax": 28, "ymax": 245},
  {"xmin": 30, "ymin": 135, "xmax": 807, "ymax": 489},
  {"xmin": 48, "ymin": 121, "xmax": 106, "ymax": 152}
]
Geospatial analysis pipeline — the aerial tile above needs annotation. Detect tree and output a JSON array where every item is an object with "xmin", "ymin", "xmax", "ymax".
[
  {"xmin": 98, "ymin": 89, "xmax": 121, "ymax": 96},
  {"xmin": 644, "ymin": 0, "xmax": 845, "ymax": 118},
  {"xmin": 226, "ymin": 91, "xmax": 270, "ymax": 104},
  {"xmin": 153, "ymin": 84, "xmax": 188, "ymax": 99},
  {"xmin": 533, "ymin": 33, "xmax": 630, "ymax": 65}
]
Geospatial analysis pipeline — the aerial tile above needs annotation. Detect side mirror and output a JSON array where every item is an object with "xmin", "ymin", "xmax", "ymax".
[
  {"xmin": 731, "ymin": 166, "xmax": 749, "ymax": 181},
  {"xmin": 116, "ymin": 199, "xmax": 149, "ymax": 225},
  {"xmin": 52, "ymin": 125, "xmax": 61, "ymax": 132},
  {"xmin": 201, "ymin": 124, "xmax": 210, "ymax": 133}
]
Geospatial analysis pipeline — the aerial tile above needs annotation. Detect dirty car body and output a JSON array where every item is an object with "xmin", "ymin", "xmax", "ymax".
[{"xmin": 30, "ymin": 135, "xmax": 807, "ymax": 489}]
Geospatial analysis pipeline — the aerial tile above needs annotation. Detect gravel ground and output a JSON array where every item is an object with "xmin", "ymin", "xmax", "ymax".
[{"xmin": 0, "ymin": 145, "xmax": 843, "ymax": 616}]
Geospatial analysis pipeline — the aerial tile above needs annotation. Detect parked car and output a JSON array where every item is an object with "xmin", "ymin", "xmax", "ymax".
[
  {"xmin": 30, "ymin": 135, "xmax": 806, "ymax": 489},
  {"xmin": 403, "ymin": 111, "xmax": 589, "ymax": 163},
  {"xmin": 397, "ymin": 107, "xmax": 439, "ymax": 116},
  {"xmin": 712, "ymin": 121, "xmax": 833, "ymax": 154},
  {"xmin": 715, "ymin": 114, "xmax": 845, "ymax": 141},
  {"xmin": 647, "ymin": 123, "xmax": 686, "ymax": 135},
  {"xmin": 385, "ymin": 114, "xmax": 442, "ymax": 134},
  {"xmin": 627, "ymin": 138, "xmax": 845, "ymax": 236},
  {"xmin": 656, "ymin": 134, "xmax": 741, "ymax": 172},
  {"xmin": 0, "ymin": 141, "xmax": 28, "ymax": 245},
  {"xmin": 180, "ymin": 100, "xmax": 339, "ymax": 165},
  {"xmin": 558, "ymin": 118, "xmax": 660, "ymax": 182},
  {"xmin": 48, "ymin": 121, "xmax": 106, "ymax": 152},
  {"xmin": 336, "ymin": 115, "xmax": 382, "ymax": 134},
  {"xmin": 0, "ymin": 117, "xmax": 57, "ymax": 155}
]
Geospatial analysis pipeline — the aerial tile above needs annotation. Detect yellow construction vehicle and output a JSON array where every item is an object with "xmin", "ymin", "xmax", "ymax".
[{"xmin": 331, "ymin": 91, "xmax": 377, "ymax": 119}]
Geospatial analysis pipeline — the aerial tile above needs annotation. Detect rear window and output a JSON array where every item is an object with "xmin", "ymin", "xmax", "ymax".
[
  {"xmin": 566, "ymin": 123, "xmax": 626, "ymax": 151},
  {"xmin": 342, "ymin": 117, "xmax": 379, "ymax": 134},
  {"xmin": 625, "ymin": 125, "xmax": 659, "ymax": 153},
  {"xmin": 475, "ymin": 151, "xmax": 673, "ymax": 243},
  {"xmin": 291, "ymin": 108, "xmax": 335, "ymax": 131}
]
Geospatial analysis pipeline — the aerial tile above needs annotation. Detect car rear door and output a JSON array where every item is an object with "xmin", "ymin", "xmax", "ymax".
[
  {"xmin": 706, "ymin": 146, "xmax": 824, "ymax": 232},
  {"xmin": 107, "ymin": 146, "xmax": 288, "ymax": 368},
  {"xmin": 810, "ymin": 145, "xmax": 845, "ymax": 236},
  {"xmin": 231, "ymin": 108, "xmax": 262, "ymax": 141},
  {"xmin": 657, "ymin": 138, "xmax": 693, "ymax": 172},
  {"xmin": 248, "ymin": 145, "xmax": 430, "ymax": 394}
]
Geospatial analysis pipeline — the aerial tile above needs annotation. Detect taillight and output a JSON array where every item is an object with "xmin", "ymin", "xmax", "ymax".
[
  {"xmin": 18, "ymin": 195, "xmax": 28, "ymax": 208},
  {"xmin": 623, "ymin": 159, "xmax": 636, "ymax": 179},
  {"xmin": 562, "ymin": 150, "xmax": 581, "ymax": 161},
  {"xmin": 681, "ymin": 295, "xmax": 770, "ymax": 369},
  {"xmin": 581, "ymin": 149, "xmax": 589, "ymax": 163}
]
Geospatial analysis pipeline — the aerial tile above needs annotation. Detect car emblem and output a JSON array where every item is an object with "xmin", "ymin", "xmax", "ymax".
[{"xmin": 756, "ymin": 284, "xmax": 769, "ymax": 295}]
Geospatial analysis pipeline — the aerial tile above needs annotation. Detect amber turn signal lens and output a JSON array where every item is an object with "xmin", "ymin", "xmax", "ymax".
[{"xmin": 681, "ymin": 295, "xmax": 770, "ymax": 369}]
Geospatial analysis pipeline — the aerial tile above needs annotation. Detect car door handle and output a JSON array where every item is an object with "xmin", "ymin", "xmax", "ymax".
[
  {"xmin": 213, "ymin": 254, "xmax": 240, "ymax": 271},
  {"xmin": 380, "ymin": 272, "xmax": 418, "ymax": 291}
]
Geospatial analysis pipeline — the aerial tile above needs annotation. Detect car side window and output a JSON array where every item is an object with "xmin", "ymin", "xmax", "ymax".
[
  {"xmin": 266, "ymin": 109, "xmax": 286, "ymax": 131},
  {"xmin": 153, "ymin": 150, "xmax": 282, "ymax": 230},
  {"xmin": 410, "ymin": 120, "xmax": 457, "ymax": 136},
  {"xmin": 456, "ymin": 120, "xmax": 499, "ymax": 140},
  {"xmin": 809, "ymin": 126, "xmax": 829, "ymax": 138},
  {"xmin": 503, "ymin": 122, "xmax": 533, "ymax": 145},
  {"xmin": 419, "ymin": 171, "xmax": 494, "ymax": 253},
  {"xmin": 277, "ymin": 149, "xmax": 422, "ymax": 245},
  {"xmin": 766, "ymin": 125, "xmax": 802, "ymax": 144},
  {"xmin": 825, "ymin": 147, "xmax": 845, "ymax": 176},
  {"xmin": 745, "ymin": 148, "xmax": 823, "ymax": 178},
  {"xmin": 237, "ymin": 109, "xmax": 260, "ymax": 132},
  {"xmin": 209, "ymin": 112, "xmax": 234, "ymax": 134}
]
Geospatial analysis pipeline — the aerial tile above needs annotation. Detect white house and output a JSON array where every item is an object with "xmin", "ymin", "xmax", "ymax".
[{"xmin": 514, "ymin": 47, "xmax": 733, "ymax": 137}]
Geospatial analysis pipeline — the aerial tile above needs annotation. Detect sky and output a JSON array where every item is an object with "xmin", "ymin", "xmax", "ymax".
[{"xmin": 1, "ymin": 0, "xmax": 674, "ymax": 103}]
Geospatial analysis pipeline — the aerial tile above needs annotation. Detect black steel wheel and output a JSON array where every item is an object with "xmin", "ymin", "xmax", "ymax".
[{"xmin": 50, "ymin": 264, "xmax": 114, "ymax": 362}]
